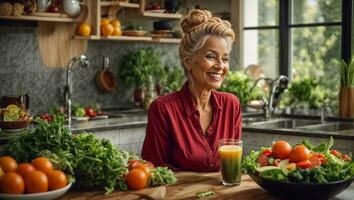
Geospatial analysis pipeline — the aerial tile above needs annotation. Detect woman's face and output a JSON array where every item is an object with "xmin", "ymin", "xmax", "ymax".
[{"xmin": 186, "ymin": 35, "xmax": 231, "ymax": 90}]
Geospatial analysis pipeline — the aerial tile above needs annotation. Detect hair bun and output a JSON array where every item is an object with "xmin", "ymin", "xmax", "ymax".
[{"xmin": 181, "ymin": 9, "xmax": 212, "ymax": 34}]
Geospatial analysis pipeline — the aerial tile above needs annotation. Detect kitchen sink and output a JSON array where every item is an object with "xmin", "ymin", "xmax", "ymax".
[
  {"xmin": 248, "ymin": 118, "xmax": 320, "ymax": 129},
  {"xmin": 298, "ymin": 122, "xmax": 354, "ymax": 132}
]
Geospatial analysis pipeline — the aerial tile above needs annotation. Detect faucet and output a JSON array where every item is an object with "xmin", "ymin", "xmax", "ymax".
[
  {"xmin": 251, "ymin": 75, "xmax": 289, "ymax": 119},
  {"xmin": 64, "ymin": 55, "xmax": 89, "ymax": 126}
]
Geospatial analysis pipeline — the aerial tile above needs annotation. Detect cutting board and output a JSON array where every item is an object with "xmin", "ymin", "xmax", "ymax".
[{"xmin": 60, "ymin": 185, "xmax": 166, "ymax": 200}]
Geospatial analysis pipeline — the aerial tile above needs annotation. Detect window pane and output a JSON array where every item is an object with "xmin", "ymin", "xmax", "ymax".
[
  {"xmin": 291, "ymin": 0, "xmax": 341, "ymax": 24},
  {"xmin": 244, "ymin": 0, "xmax": 279, "ymax": 27},
  {"xmin": 243, "ymin": 30, "xmax": 279, "ymax": 78},
  {"xmin": 290, "ymin": 26, "xmax": 341, "ymax": 90}
]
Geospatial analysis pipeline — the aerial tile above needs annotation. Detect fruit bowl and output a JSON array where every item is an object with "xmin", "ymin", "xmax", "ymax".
[
  {"xmin": 0, "ymin": 183, "xmax": 72, "ymax": 200},
  {"xmin": 249, "ymin": 174, "xmax": 354, "ymax": 200},
  {"xmin": 0, "ymin": 120, "xmax": 30, "ymax": 131}
]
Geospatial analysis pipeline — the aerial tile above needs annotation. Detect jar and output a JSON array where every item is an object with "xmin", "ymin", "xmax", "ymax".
[{"xmin": 63, "ymin": 0, "xmax": 81, "ymax": 17}]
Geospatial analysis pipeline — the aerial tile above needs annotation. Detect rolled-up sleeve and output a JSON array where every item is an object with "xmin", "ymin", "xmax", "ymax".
[{"xmin": 141, "ymin": 101, "xmax": 173, "ymax": 168}]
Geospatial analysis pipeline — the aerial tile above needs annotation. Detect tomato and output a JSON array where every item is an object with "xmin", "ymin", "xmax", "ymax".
[
  {"xmin": 309, "ymin": 156, "xmax": 321, "ymax": 168},
  {"xmin": 126, "ymin": 168, "xmax": 148, "ymax": 190},
  {"xmin": 289, "ymin": 145, "xmax": 311, "ymax": 163},
  {"xmin": 271, "ymin": 140, "xmax": 292, "ymax": 159},
  {"xmin": 296, "ymin": 160, "xmax": 311, "ymax": 169},
  {"xmin": 47, "ymin": 170, "xmax": 67, "ymax": 190},
  {"xmin": 16, "ymin": 163, "xmax": 35, "ymax": 178},
  {"xmin": 0, "ymin": 172, "xmax": 25, "ymax": 194},
  {"xmin": 25, "ymin": 171, "xmax": 49, "ymax": 193},
  {"xmin": 330, "ymin": 150, "xmax": 341, "ymax": 157},
  {"xmin": 311, "ymin": 153, "xmax": 326, "ymax": 164},
  {"xmin": 31, "ymin": 157, "xmax": 53, "ymax": 175},
  {"xmin": 257, "ymin": 154, "xmax": 269, "ymax": 167},
  {"xmin": 0, "ymin": 156, "xmax": 18, "ymax": 173},
  {"xmin": 128, "ymin": 160, "xmax": 142, "ymax": 171},
  {"xmin": 342, "ymin": 154, "xmax": 352, "ymax": 161},
  {"xmin": 135, "ymin": 164, "xmax": 151, "ymax": 178},
  {"xmin": 262, "ymin": 149, "xmax": 272, "ymax": 156},
  {"xmin": 85, "ymin": 107, "xmax": 97, "ymax": 117}
]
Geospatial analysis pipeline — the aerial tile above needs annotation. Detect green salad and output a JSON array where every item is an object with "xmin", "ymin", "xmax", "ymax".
[{"xmin": 242, "ymin": 137, "xmax": 354, "ymax": 183}]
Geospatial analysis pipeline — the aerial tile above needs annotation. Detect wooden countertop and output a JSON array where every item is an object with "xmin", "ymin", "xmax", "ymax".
[{"xmin": 60, "ymin": 172, "xmax": 279, "ymax": 200}]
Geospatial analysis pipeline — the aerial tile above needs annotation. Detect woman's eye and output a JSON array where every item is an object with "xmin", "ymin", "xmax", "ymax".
[
  {"xmin": 206, "ymin": 54, "xmax": 215, "ymax": 59},
  {"xmin": 222, "ymin": 58, "xmax": 229, "ymax": 62}
]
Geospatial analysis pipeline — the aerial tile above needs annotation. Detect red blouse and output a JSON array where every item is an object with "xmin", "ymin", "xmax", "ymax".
[{"xmin": 141, "ymin": 83, "xmax": 242, "ymax": 172}]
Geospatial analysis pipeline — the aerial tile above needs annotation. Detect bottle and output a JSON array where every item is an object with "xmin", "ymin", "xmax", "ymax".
[{"xmin": 143, "ymin": 76, "xmax": 157, "ymax": 110}]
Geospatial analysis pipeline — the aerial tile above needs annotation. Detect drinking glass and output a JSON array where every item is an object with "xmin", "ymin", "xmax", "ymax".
[{"xmin": 218, "ymin": 139, "xmax": 243, "ymax": 186}]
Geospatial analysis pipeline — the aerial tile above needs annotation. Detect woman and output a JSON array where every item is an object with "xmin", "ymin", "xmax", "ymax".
[{"xmin": 141, "ymin": 9, "xmax": 241, "ymax": 172}]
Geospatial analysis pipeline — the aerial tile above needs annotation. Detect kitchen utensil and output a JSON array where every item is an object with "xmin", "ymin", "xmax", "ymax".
[
  {"xmin": 63, "ymin": 0, "xmax": 81, "ymax": 17},
  {"xmin": 36, "ymin": 0, "xmax": 49, "ymax": 12},
  {"xmin": 122, "ymin": 30, "xmax": 147, "ymax": 36},
  {"xmin": 0, "ymin": 120, "xmax": 30, "ymax": 131},
  {"xmin": 1, "ymin": 94, "xmax": 30, "ymax": 111},
  {"xmin": 96, "ymin": 57, "xmax": 117, "ymax": 92},
  {"xmin": 153, "ymin": 20, "xmax": 174, "ymax": 31}
]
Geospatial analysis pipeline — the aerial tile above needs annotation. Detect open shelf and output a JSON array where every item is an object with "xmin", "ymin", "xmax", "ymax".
[
  {"xmin": 100, "ymin": 1, "xmax": 140, "ymax": 8},
  {"xmin": 141, "ymin": 11, "xmax": 182, "ymax": 19},
  {"xmin": 0, "ymin": 5, "xmax": 87, "ymax": 23},
  {"xmin": 74, "ymin": 35, "xmax": 181, "ymax": 43}
]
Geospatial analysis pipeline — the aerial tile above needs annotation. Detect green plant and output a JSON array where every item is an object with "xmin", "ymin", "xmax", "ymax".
[
  {"xmin": 162, "ymin": 65, "xmax": 185, "ymax": 94},
  {"xmin": 219, "ymin": 71, "xmax": 264, "ymax": 106},
  {"xmin": 118, "ymin": 48, "xmax": 162, "ymax": 87},
  {"xmin": 339, "ymin": 55, "xmax": 354, "ymax": 87}
]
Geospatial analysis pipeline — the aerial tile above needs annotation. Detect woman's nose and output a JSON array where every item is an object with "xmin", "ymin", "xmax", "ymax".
[{"xmin": 214, "ymin": 58, "xmax": 224, "ymax": 69}]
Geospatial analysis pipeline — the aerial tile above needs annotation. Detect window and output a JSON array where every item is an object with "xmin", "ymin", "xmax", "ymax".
[{"xmin": 242, "ymin": 0, "xmax": 352, "ymax": 98}]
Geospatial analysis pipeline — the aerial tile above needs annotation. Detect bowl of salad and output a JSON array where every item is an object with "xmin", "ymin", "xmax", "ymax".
[{"xmin": 242, "ymin": 137, "xmax": 354, "ymax": 200}]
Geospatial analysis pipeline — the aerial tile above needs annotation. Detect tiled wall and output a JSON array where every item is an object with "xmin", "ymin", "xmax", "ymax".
[{"xmin": 0, "ymin": 25, "xmax": 239, "ymax": 115}]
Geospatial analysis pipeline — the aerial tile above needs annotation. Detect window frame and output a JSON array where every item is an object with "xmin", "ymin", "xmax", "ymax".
[{"xmin": 242, "ymin": 0, "xmax": 353, "ymax": 78}]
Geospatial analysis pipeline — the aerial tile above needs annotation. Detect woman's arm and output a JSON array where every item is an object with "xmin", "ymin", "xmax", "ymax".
[{"xmin": 141, "ymin": 101, "xmax": 180, "ymax": 170}]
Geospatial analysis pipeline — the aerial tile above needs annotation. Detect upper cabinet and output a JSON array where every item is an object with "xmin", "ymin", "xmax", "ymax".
[
  {"xmin": 75, "ymin": 0, "xmax": 183, "ymax": 43},
  {"xmin": 0, "ymin": 0, "xmax": 88, "ymax": 23}
]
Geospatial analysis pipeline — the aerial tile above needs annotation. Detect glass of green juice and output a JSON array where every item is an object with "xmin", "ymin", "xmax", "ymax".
[{"xmin": 218, "ymin": 139, "xmax": 243, "ymax": 186}]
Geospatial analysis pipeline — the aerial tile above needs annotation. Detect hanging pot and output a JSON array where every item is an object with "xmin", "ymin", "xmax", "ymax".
[{"xmin": 96, "ymin": 57, "xmax": 117, "ymax": 92}]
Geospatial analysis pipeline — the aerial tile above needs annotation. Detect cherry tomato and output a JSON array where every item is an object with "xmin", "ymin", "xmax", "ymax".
[
  {"xmin": 342, "ymin": 154, "xmax": 352, "ymax": 161},
  {"xmin": 296, "ymin": 160, "xmax": 311, "ymax": 169},
  {"xmin": 309, "ymin": 156, "xmax": 321, "ymax": 168},
  {"xmin": 257, "ymin": 154, "xmax": 269, "ymax": 167},
  {"xmin": 85, "ymin": 108, "xmax": 97, "ymax": 117},
  {"xmin": 262, "ymin": 149, "xmax": 272, "ymax": 156},
  {"xmin": 272, "ymin": 140, "xmax": 292, "ymax": 159},
  {"xmin": 289, "ymin": 145, "xmax": 311, "ymax": 163},
  {"xmin": 330, "ymin": 150, "xmax": 341, "ymax": 157}
]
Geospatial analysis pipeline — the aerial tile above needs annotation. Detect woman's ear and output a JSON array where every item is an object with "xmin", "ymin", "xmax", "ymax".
[{"xmin": 183, "ymin": 58, "xmax": 191, "ymax": 72}]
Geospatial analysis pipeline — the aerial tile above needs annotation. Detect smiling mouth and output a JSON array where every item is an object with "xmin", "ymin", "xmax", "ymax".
[{"xmin": 207, "ymin": 72, "xmax": 223, "ymax": 81}]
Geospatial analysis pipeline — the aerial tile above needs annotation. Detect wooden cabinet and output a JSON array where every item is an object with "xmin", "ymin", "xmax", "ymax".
[{"xmin": 75, "ymin": 0, "xmax": 182, "ymax": 43}]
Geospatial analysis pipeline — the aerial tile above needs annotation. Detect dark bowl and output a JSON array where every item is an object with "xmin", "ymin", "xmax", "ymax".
[
  {"xmin": 0, "ymin": 120, "xmax": 30, "ymax": 130},
  {"xmin": 153, "ymin": 20, "xmax": 174, "ymax": 31},
  {"xmin": 249, "ymin": 174, "xmax": 354, "ymax": 200}
]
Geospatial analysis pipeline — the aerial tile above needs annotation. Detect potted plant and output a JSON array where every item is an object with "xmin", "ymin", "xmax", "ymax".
[
  {"xmin": 339, "ymin": 56, "xmax": 354, "ymax": 118},
  {"xmin": 118, "ymin": 48, "xmax": 162, "ymax": 107}
]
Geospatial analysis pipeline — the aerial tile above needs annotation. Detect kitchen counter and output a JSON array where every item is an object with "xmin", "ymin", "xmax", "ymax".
[{"xmin": 60, "ymin": 172, "xmax": 354, "ymax": 200}]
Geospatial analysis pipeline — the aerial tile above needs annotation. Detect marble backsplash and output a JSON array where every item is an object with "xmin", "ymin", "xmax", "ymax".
[{"xmin": 0, "ymin": 25, "xmax": 238, "ymax": 115}]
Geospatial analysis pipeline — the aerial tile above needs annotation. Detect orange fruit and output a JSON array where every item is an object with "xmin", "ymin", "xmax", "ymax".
[
  {"xmin": 77, "ymin": 22, "xmax": 91, "ymax": 36},
  {"xmin": 272, "ymin": 140, "xmax": 292, "ymax": 159},
  {"xmin": 101, "ymin": 18, "xmax": 110, "ymax": 26},
  {"xmin": 0, "ymin": 172, "xmax": 25, "ymax": 194},
  {"xmin": 125, "ymin": 168, "xmax": 148, "ymax": 190},
  {"xmin": 101, "ymin": 24, "xmax": 114, "ymax": 36},
  {"xmin": 25, "ymin": 171, "xmax": 48, "ymax": 193},
  {"xmin": 112, "ymin": 26, "xmax": 122, "ymax": 36},
  {"xmin": 289, "ymin": 145, "xmax": 311, "ymax": 163},
  {"xmin": 16, "ymin": 163, "xmax": 35, "ymax": 178},
  {"xmin": 0, "ymin": 156, "xmax": 18, "ymax": 173},
  {"xmin": 110, "ymin": 19, "xmax": 121, "ymax": 28},
  {"xmin": 47, "ymin": 170, "xmax": 67, "ymax": 190},
  {"xmin": 31, "ymin": 157, "xmax": 53, "ymax": 175}
]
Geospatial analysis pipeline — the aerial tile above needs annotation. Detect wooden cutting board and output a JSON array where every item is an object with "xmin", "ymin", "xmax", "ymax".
[{"xmin": 60, "ymin": 185, "xmax": 166, "ymax": 200}]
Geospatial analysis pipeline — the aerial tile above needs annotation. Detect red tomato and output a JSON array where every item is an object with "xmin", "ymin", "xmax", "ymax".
[
  {"xmin": 257, "ymin": 154, "xmax": 269, "ymax": 167},
  {"xmin": 262, "ymin": 149, "xmax": 272, "ymax": 156},
  {"xmin": 126, "ymin": 168, "xmax": 148, "ymax": 190},
  {"xmin": 128, "ymin": 160, "xmax": 142, "ymax": 171},
  {"xmin": 296, "ymin": 160, "xmax": 311, "ymax": 169},
  {"xmin": 85, "ymin": 108, "xmax": 97, "ymax": 117},
  {"xmin": 342, "ymin": 154, "xmax": 352, "ymax": 161},
  {"xmin": 135, "ymin": 164, "xmax": 151, "ymax": 178},
  {"xmin": 309, "ymin": 156, "xmax": 321, "ymax": 168},
  {"xmin": 289, "ymin": 145, "xmax": 311, "ymax": 163},
  {"xmin": 330, "ymin": 150, "xmax": 341, "ymax": 157},
  {"xmin": 272, "ymin": 141, "xmax": 292, "ymax": 159}
]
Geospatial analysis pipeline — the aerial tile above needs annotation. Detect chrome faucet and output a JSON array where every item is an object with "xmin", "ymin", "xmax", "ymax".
[
  {"xmin": 64, "ymin": 55, "xmax": 89, "ymax": 126},
  {"xmin": 251, "ymin": 75, "xmax": 289, "ymax": 119}
]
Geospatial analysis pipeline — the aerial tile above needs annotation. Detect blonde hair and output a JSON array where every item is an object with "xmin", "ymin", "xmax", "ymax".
[{"xmin": 179, "ymin": 9, "xmax": 235, "ymax": 67}]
